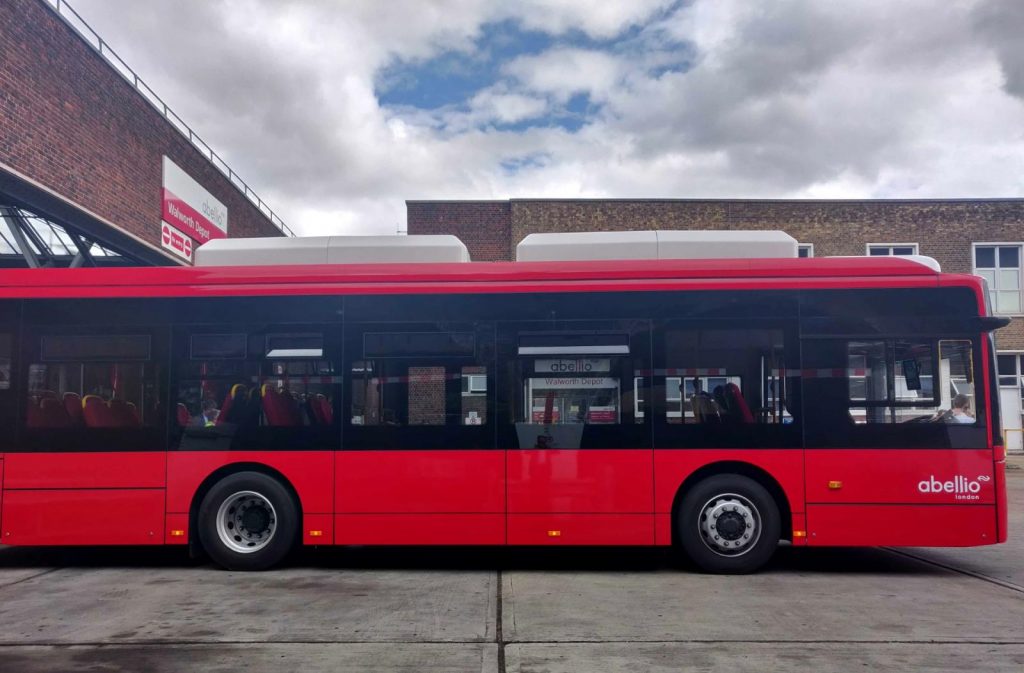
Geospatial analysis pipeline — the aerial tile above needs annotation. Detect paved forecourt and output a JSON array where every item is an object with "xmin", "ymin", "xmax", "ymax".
[{"xmin": 0, "ymin": 462, "xmax": 1021, "ymax": 672}]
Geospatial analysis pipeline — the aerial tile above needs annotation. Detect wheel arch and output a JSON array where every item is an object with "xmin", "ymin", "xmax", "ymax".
[{"xmin": 669, "ymin": 461, "xmax": 792, "ymax": 544}]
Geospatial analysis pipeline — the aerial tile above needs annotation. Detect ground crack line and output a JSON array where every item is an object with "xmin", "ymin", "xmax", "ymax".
[
  {"xmin": 881, "ymin": 547, "xmax": 1024, "ymax": 595},
  {"xmin": 0, "ymin": 567, "xmax": 60, "ymax": 590},
  {"xmin": 496, "ymin": 570, "xmax": 505, "ymax": 673}
]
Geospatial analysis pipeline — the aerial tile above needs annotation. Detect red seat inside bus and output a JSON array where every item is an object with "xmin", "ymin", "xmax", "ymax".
[
  {"xmin": 725, "ymin": 382, "xmax": 755, "ymax": 423},
  {"xmin": 63, "ymin": 392, "xmax": 84, "ymax": 426},
  {"xmin": 261, "ymin": 384, "xmax": 303, "ymax": 427},
  {"xmin": 217, "ymin": 383, "xmax": 248, "ymax": 425}
]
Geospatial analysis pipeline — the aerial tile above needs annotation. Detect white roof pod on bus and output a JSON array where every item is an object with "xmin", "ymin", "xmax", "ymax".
[
  {"xmin": 515, "ymin": 230, "xmax": 799, "ymax": 262},
  {"xmin": 194, "ymin": 235, "xmax": 471, "ymax": 266},
  {"xmin": 826, "ymin": 254, "xmax": 942, "ymax": 272}
]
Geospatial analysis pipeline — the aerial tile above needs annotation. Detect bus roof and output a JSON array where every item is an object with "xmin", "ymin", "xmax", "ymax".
[
  {"xmin": 0, "ymin": 256, "xmax": 975, "ymax": 300},
  {"xmin": 0, "ymin": 256, "xmax": 940, "ymax": 285}
]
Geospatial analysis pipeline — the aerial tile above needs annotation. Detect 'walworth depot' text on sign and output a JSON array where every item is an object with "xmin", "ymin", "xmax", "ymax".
[{"xmin": 161, "ymin": 156, "xmax": 228, "ymax": 244}]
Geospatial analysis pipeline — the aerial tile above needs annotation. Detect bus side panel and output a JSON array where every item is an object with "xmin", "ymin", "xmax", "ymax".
[
  {"xmin": 335, "ymin": 450, "xmax": 504, "ymax": 545},
  {"xmin": 1, "ymin": 453, "xmax": 166, "ymax": 546},
  {"xmin": 506, "ymin": 449, "xmax": 653, "ymax": 546},
  {"xmin": 652, "ymin": 449, "xmax": 805, "ymax": 546},
  {"xmin": 334, "ymin": 514, "xmax": 505, "ymax": 545},
  {"xmin": 805, "ymin": 449, "xmax": 996, "ymax": 505},
  {"xmin": 166, "ymin": 451, "xmax": 334, "ymax": 541},
  {"xmin": 3, "ymin": 452, "xmax": 165, "ymax": 489},
  {"xmin": 2, "ymin": 489, "xmax": 164, "ymax": 545},
  {"xmin": 806, "ymin": 505, "xmax": 997, "ymax": 546},
  {"xmin": 336, "ymin": 450, "xmax": 504, "ymax": 513}
]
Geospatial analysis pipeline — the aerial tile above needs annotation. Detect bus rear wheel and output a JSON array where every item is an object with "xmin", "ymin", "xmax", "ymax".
[
  {"xmin": 197, "ymin": 471, "xmax": 298, "ymax": 571},
  {"xmin": 677, "ymin": 474, "xmax": 780, "ymax": 574}
]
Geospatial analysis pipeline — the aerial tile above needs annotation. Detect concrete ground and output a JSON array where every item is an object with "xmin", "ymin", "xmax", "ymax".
[{"xmin": 0, "ymin": 462, "xmax": 1022, "ymax": 672}]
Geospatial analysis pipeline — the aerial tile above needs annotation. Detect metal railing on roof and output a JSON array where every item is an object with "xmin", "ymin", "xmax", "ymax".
[{"xmin": 41, "ymin": 0, "xmax": 295, "ymax": 237}]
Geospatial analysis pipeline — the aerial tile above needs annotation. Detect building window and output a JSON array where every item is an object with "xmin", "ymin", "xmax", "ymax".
[
  {"xmin": 974, "ymin": 244, "xmax": 1022, "ymax": 315},
  {"xmin": 997, "ymin": 353, "xmax": 1024, "ymax": 406},
  {"xmin": 867, "ymin": 243, "xmax": 919, "ymax": 256},
  {"xmin": 798, "ymin": 244, "xmax": 814, "ymax": 258}
]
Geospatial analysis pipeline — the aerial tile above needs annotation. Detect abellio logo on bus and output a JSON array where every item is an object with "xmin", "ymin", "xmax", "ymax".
[{"xmin": 917, "ymin": 474, "xmax": 991, "ymax": 501}]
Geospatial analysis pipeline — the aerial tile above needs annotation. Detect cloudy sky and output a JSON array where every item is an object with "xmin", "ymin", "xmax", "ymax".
[{"xmin": 73, "ymin": 0, "xmax": 1024, "ymax": 236}]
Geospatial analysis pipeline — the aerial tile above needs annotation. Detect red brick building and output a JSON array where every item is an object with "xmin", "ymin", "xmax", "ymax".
[
  {"xmin": 408, "ymin": 197, "xmax": 1024, "ymax": 444},
  {"xmin": 0, "ymin": 0, "xmax": 285, "ymax": 267}
]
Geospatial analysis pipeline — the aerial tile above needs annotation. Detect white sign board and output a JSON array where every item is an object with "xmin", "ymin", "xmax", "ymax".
[
  {"xmin": 531, "ymin": 377, "xmax": 618, "ymax": 390},
  {"xmin": 161, "ymin": 156, "xmax": 228, "ymax": 243},
  {"xmin": 535, "ymin": 358, "xmax": 611, "ymax": 374}
]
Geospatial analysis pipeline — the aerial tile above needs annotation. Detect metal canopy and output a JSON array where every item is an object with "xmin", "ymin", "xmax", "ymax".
[{"xmin": 0, "ymin": 202, "xmax": 136, "ymax": 268}]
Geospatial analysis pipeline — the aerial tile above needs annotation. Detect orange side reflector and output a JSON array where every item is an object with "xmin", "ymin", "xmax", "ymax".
[
  {"xmin": 828, "ymin": 480, "xmax": 843, "ymax": 490},
  {"xmin": 169, "ymin": 530, "xmax": 185, "ymax": 537},
  {"xmin": 792, "ymin": 530, "xmax": 807, "ymax": 538},
  {"xmin": 308, "ymin": 530, "xmax": 324, "ymax": 537},
  {"xmin": 547, "ymin": 530, "xmax": 562, "ymax": 537}
]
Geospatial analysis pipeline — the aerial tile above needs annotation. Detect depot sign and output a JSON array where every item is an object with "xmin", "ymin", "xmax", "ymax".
[{"xmin": 161, "ymin": 156, "xmax": 228, "ymax": 244}]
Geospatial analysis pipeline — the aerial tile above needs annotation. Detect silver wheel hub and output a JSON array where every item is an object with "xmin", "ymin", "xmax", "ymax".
[
  {"xmin": 215, "ymin": 490, "xmax": 277, "ymax": 554},
  {"xmin": 698, "ymin": 493, "xmax": 761, "ymax": 557}
]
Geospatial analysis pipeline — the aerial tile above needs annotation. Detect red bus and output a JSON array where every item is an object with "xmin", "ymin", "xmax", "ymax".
[{"xmin": 0, "ymin": 238, "xmax": 1010, "ymax": 573}]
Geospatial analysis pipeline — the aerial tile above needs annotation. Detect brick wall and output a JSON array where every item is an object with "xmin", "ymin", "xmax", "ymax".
[
  {"xmin": 407, "ymin": 198, "xmax": 1024, "ymax": 348},
  {"xmin": 0, "ymin": 0, "xmax": 283, "ymax": 256},
  {"xmin": 408, "ymin": 367, "xmax": 446, "ymax": 425},
  {"xmin": 406, "ymin": 201, "xmax": 511, "ymax": 262}
]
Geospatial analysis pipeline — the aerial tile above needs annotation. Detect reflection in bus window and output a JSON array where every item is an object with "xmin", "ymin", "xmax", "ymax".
[
  {"xmin": 510, "ymin": 327, "xmax": 650, "ymax": 450},
  {"xmin": 351, "ymin": 329, "xmax": 487, "ymax": 428}
]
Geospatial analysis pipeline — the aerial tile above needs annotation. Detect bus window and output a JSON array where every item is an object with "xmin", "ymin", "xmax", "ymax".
[
  {"xmin": 352, "ymin": 361, "xmax": 487, "ymax": 427},
  {"xmin": 173, "ymin": 329, "xmax": 340, "ymax": 451},
  {"xmin": 345, "ymin": 324, "xmax": 493, "ymax": 450},
  {"xmin": 0, "ymin": 330, "xmax": 13, "ymax": 451},
  {"xmin": 0, "ymin": 332, "xmax": 10, "ymax": 390},
  {"xmin": 655, "ymin": 325, "xmax": 800, "ymax": 449},
  {"xmin": 500, "ymin": 321, "xmax": 651, "ymax": 450},
  {"xmin": 803, "ymin": 337, "xmax": 986, "ymax": 448},
  {"xmin": 24, "ymin": 333, "xmax": 163, "ymax": 433}
]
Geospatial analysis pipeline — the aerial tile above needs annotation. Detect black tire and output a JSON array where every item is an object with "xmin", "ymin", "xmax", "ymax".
[
  {"xmin": 197, "ymin": 471, "xmax": 299, "ymax": 571},
  {"xmin": 677, "ymin": 473, "xmax": 780, "ymax": 574}
]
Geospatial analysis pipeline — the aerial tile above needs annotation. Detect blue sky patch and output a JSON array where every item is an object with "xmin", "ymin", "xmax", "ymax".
[{"xmin": 376, "ymin": 6, "xmax": 695, "ymax": 147}]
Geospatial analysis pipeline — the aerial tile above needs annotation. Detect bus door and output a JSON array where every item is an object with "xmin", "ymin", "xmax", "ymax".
[
  {"xmin": 336, "ymin": 321, "xmax": 501, "ymax": 545},
  {"xmin": 498, "ymin": 321, "xmax": 654, "ymax": 545},
  {"xmin": 802, "ymin": 336, "xmax": 996, "ymax": 546}
]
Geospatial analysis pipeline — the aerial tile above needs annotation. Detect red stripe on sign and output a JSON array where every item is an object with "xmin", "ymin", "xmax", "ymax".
[{"xmin": 161, "ymin": 188, "xmax": 227, "ymax": 243}]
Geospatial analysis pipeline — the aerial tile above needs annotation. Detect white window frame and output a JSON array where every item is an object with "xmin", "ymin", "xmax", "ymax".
[
  {"xmin": 972, "ymin": 242, "xmax": 1024, "ymax": 317},
  {"xmin": 798, "ymin": 243, "xmax": 814, "ymax": 258},
  {"xmin": 462, "ymin": 374, "xmax": 487, "ymax": 395},
  {"xmin": 634, "ymin": 376, "xmax": 645, "ymax": 418},
  {"xmin": 865, "ymin": 243, "xmax": 920, "ymax": 256}
]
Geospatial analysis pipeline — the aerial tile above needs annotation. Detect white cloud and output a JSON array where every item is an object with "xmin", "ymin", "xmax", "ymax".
[
  {"xmin": 504, "ymin": 48, "xmax": 627, "ymax": 103},
  {"xmin": 67, "ymin": 0, "xmax": 1024, "ymax": 237}
]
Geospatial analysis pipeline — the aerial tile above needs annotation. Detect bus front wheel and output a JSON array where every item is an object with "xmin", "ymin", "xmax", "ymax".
[
  {"xmin": 677, "ymin": 474, "xmax": 780, "ymax": 574},
  {"xmin": 197, "ymin": 471, "xmax": 299, "ymax": 571}
]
